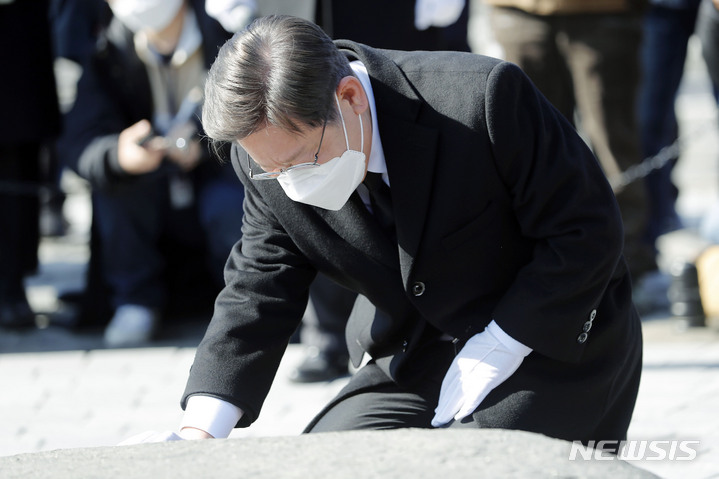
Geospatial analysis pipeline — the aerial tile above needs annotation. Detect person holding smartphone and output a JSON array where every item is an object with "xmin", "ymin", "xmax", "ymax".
[{"xmin": 57, "ymin": 0, "xmax": 245, "ymax": 346}]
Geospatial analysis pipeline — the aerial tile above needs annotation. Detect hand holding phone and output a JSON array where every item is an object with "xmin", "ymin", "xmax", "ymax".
[
  {"xmin": 118, "ymin": 119, "xmax": 165, "ymax": 174},
  {"xmin": 165, "ymin": 121, "xmax": 202, "ymax": 171}
]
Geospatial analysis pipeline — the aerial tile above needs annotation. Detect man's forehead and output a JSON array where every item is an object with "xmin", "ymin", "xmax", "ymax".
[
  {"xmin": 243, "ymin": 122, "xmax": 313, "ymax": 141},
  {"xmin": 240, "ymin": 124, "xmax": 312, "ymax": 168}
]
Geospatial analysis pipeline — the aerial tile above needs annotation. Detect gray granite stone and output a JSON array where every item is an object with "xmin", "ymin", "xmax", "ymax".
[{"xmin": 0, "ymin": 429, "xmax": 656, "ymax": 479}]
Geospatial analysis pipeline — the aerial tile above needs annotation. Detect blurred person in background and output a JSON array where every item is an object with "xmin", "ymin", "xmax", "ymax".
[
  {"xmin": 633, "ymin": 0, "xmax": 705, "ymax": 314},
  {"xmin": 483, "ymin": 0, "xmax": 657, "ymax": 292},
  {"xmin": 0, "ymin": 0, "xmax": 62, "ymax": 328},
  {"xmin": 41, "ymin": 0, "xmax": 113, "ymax": 239},
  {"xmin": 696, "ymin": 0, "xmax": 719, "ymax": 242},
  {"xmin": 697, "ymin": 0, "xmax": 719, "ymax": 96},
  {"xmin": 638, "ymin": 0, "xmax": 701, "ymax": 248},
  {"xmin": 56, "ymin": 0, "xmax": 244, "ymax": 347}
]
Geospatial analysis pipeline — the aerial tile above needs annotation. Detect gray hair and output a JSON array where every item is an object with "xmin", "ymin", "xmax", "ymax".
[{"xmin": 202, "ymin": 15, "xmax": 353, "ymax": 145}]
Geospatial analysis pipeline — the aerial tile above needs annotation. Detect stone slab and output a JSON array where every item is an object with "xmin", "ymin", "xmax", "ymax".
[{"xmin": 0, "ymin": 429, "xmax": 656, "ymax": 479}]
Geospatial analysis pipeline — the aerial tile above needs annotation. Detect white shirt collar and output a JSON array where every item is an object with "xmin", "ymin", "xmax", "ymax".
[{"xmin": 350, "ymin": 61, "xmax": 388, "ymax": 183}]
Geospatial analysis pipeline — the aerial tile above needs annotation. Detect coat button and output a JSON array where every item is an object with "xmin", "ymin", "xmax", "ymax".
[
  {"xmin": 411, "ymin": 282, "xmax": 425, "ymax": 296},
  {"xmin": 583, "ymin": 321, "xmax": 593, "ymax": 332},
  {"xmin": 589, "ymin": 309, "xmax": 597, "ymax": 321},
  {"xmin": 577, "ymin": 332, "xmax": 588, "ymax": 344}
]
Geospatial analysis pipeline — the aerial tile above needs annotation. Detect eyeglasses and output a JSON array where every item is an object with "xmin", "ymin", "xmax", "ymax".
[{"xmin": 248, "ymin": 117, "xmax": 328, "ymax": 180}]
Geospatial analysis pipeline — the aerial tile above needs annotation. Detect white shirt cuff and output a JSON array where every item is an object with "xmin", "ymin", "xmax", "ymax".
[
  {"xmin": 180, "ymin": 395, "xmax": 244, "ymax": 439},
  {"xmin": 488, "ymin": 320, "xmax": 533, "ymax": 357}
]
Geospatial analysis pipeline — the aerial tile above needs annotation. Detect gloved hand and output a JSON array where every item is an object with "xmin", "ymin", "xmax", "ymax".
[
  {"xmin": 414, "ymin": 0, "xmax": 466, "ymax": 31},
  {"xmin": 431, "ymin": 321, "xmax": 532, "ymax": 427},
  {"xmin": 117, "ymin": 430, "xmax": 184, "ymax": 445}
]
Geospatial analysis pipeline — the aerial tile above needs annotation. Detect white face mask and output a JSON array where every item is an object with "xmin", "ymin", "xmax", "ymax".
[
  {"xmin": 109, "ymin": 0, "xmax": 184, "ymax": 33},
  {"xmin": 278, "ymin": 95, "xmax": 366, "ymax": 211}
]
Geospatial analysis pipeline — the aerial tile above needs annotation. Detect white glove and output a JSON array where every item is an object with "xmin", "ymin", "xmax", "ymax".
[
  {"xmin": 431, "ymin": 320, "xmax": 531, "ymax": 427},
  {"xmin": 117, "ymin": 430, "xmax": 184, "ymax": 445},
  {"xmin": 414, "ymin": 0, "xmax": 466, "ymax": 30}
]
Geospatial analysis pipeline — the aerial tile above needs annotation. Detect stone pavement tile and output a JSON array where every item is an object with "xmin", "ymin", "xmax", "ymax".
[
  {"xmin": 80, "ymin": 347, "xmax": 192, "ymax": 373},
  {"xmin": 0, "ymin": 352, "xmax": 92, "ymax": 444},
  {"xmin": 0, "ymin": 349, "xmax": 85, "ymax": 375},
  {"xmin": 0, "ymin": 434, "xmax": 44, "ymax": 458},
  {"xmin": 0, "ymin": 379, "xmax": 47, "ymax": 413},
  {"xmin": 18, "ymin": 422, "xmax": 101, "ymax": 453},
  {"xmin": 0, "ymin": 344, "xmax": 350, "ymax": 457},
  {"xmin": 83, "ymin": 405, "xmax": 184, "ymax": 447},
  {"xmin": 627, "ymin": 325, "xmax": 719, "ymax": 479},
  {"xmin": 0, "ymin": 325, "xmax": 104, "ymax": 353},
  {"xmin": 79, "ymin": 349, "xmax": 194, "ymax": 395}
]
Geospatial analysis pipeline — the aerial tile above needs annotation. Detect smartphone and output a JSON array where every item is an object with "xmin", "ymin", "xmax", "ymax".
[
  {"xmin": 137, "ymin": 128, "xmax": 159, "ymax": 147},
  {"xmin": 137, "ymin": 129, "xmax": 170, "ymax": 149}
]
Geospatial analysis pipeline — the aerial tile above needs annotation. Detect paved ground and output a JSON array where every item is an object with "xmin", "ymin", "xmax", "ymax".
[{"xmin": 2, "ymin": 17, "xmax": 719, "ymax": 479}]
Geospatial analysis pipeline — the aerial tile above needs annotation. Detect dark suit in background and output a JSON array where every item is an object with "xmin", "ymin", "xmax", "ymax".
[
  {"xmin": 315, "ymin": 0, "xmax": 470, "ymax": 52},
  {"xmin": 0, "ymin": 0, "xmax": 62, "ymax": 327}
]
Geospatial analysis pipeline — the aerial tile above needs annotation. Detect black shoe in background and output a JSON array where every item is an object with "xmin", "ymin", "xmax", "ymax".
[
  {"xmin": 0, "ymin": 294, "xmax": 36, "ymax": 328},
  {"xmin": 668, "ymin": 261, "xmax": 706, "ymax": 329},
  {"xmin": 289, "ymin": 347, "xmax": 350, "ymax": 383}
]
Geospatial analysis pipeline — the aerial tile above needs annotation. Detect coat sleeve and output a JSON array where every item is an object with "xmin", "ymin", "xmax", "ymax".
[
  {"xmin": 181, "ymin": 144, "xmax": 317, "ymax": 427},
  {"xmin": 484, "ymin": 61, "xmax": 626, "ymax": 363},
  {"xmin": 55, "ymin": 51, "xmax": 135, "ymax": 190}
]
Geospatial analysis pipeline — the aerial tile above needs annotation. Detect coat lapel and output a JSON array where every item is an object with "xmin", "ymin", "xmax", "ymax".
[
  {"xmin": 317, "ymin": 192, "xmax": 399, "ymax": 269},
  {"xmin": 336, "ymin": 40, "xmax": 440, "ymax": 281},
  {"xmin": 318, "ymin": 111, "xmax": 439, "ymax": 275},
  {"xmin": 384, "ymin": 119, "xmax": 438, "ymax": 271},
  {"xmin": 321, "ymin": 42, "xmax": 441, "ymax": 278}
]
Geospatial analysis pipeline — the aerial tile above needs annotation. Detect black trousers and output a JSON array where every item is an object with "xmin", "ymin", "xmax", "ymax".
[
  {"xmin": 0, "ymin": 143, "xmax": 41, "ymax": 298},
  {"xmin": 300, "ymin": 274, "xmax": 356, "ymax": 356},
  {"xmin": 304, "ymin": 340, "xmax": 454, "ymax": 432},
  {"xmin": 304, "ymin": 337, "xmax": 641, "ymax": 448}
]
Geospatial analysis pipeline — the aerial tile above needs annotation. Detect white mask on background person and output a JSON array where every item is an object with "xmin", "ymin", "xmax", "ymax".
[
  {"xmin": 205, "ymin": 0, "xmax": 256, "ymax": 33},
  {"xmin": 109, "ymin": 0, "xmax": 184, "ymax": 33},
  {"xmin": 278, "ymin": 95, "xmax": 366, "ymax": 211}
]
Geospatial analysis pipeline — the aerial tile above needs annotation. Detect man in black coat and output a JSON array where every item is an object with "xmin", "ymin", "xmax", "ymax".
[{"xmin": 129, "ymin": 15, "xmax": 642, "ymax": 447}]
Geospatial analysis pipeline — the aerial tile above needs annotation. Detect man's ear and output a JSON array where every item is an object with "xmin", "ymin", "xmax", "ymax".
[{"xmin": 336, "ymin": 76, "xmax": 369, "ymax": 116}]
